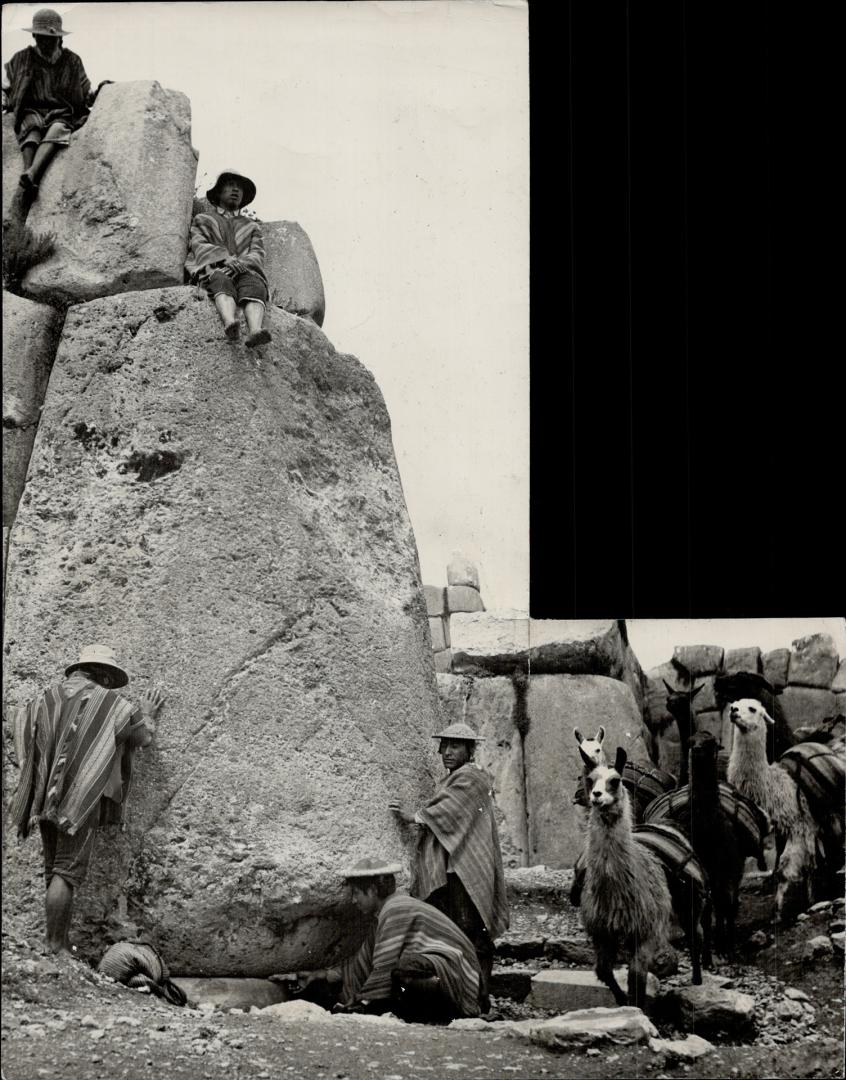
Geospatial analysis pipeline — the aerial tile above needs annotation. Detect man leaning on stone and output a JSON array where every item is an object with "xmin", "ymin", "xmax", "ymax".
[
  {"xmin": 8, "ymin": 644, "xmax": 164, "ymax": 957},
  {"xmin": 185, "ymin": 169, "xmax": 273, "ymax": 349},
  {"xmin": 2, "ymin": 9, "xmax": 93, "ymax": 198}
]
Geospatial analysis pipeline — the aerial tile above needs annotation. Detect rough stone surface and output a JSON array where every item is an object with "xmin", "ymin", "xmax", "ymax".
[
  {"xmin": 524, "ymin": 676, "xmax": 651, "ymax": 866},
  {"xmin": 435, "ymin": 674, "xmax": 528, "ymax": 867},
  {"xmin": 672, "ymin": 645, "xmax": 724, "ymax": 678},
  {"xmin": 528, "ymin": 969, "xmax": 658, "ymax": 1011},
  {"xmin": 788, "ymin": 633, "xmax": 839, "ymax": 689},
  {"xmin": 2, "ymin": 115, "xmax": 22, "ymax": 222},
  {"xmin": 507, "ymin": 1006, "xmax": 658, "ymax": 1050},
  {"xmin": 170, "ymin": 977, "xmax": 286, "ymax": 1010},
  {"xmin": 779, "ymin": 686, "xmax": 838, "ymax": 733},
  {"xmin": 24, "ymin": 82, "xmax": 196, "ymax": 304},
  {"xmin": 490, "ymin": 966, "xmax": 534, "ymax": 1001},
  {"xmin": 694, "ymin": 709, "xmax": 724, "ymax": 742},
  {"xmin": 423, "ymin": 585, "xmax": 446, "ymax": 617},
  {"xmin": 763, "ymin": 648, "xmax": 791, "ymax": 690},
  {"xmin": 429, "ymin": 616, "xmax": 448, "ymax": 652},
  {"xmin": 451, "ymin": 616, "xmax": 630, "ymax": 679},
  {"xmin": 831, "ymin": 660, "xmax": 846, "ymax": 694},
  {"xmin": 2, "ymin": 291, "xmax": 64, "ymax": 526},
  {"xmin": 261, "ymin": 221, "xmax": 326, "ymax": 327},
  {"xmin": 723, "ymin": 647, "xmax": 762, "ymax": 676},
  {"xmin": 258, "ymin": 1001, "xmax": 330, "ymax": 1022},
  {"xmin": 447, "ymin": 553, "xmax": 479, "ymax": 589},
  {"xmin": 1, "ymin": 287, "xmax": 442, "ymax": 976},
  {"xmin": 658, "ymin": 984, "xmax": 756, "ymax": 1038},
  {"xmin": 446, "ymin": 584, "xmax": 484, "ymax": 614},
  {"xmin": 432, "ymin": 648, "xmax": 452, "ymax": 674},
  {"xmin": 649, "ymin": 1034, "xmax": 715, "ymax": 1062},
  {"xmin": 687, "ymin": 674, "xmax": 717, "ymax": 713}
]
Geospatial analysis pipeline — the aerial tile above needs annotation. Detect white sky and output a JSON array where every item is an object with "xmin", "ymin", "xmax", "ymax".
[{"xmin": 1, "ymin": 0, "xmax": 530, "ymax": 609}]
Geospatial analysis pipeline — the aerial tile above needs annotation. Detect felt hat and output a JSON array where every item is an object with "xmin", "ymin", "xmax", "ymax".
[
  {"xmin": 206, "ymin": 169, "xmax": 257, "ymax": 209},
  {"xmin": 343, "ymin": 857, "xmax": 401, "ymax": 879},
  {"xmin": 23, "ymin": 9, "xmax": 69, "ymax": 36},
  {"xmin": 65, "ymin": 644, "xmax": 129, "ymax": 688},
  {"xmin": 431, "ymin": 722, "xmax": 485, "ymax": 742}
]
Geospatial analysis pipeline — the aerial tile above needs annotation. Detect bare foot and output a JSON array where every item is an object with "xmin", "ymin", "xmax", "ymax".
[{"xmin": 246, "ymin": 329, "xmax": 272, "ymax": 348}]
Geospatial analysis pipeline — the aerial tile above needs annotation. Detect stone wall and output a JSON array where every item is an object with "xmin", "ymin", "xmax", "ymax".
[{"xmin": 645, "ymin": 633, "xmax": 843, "ymax": 775}]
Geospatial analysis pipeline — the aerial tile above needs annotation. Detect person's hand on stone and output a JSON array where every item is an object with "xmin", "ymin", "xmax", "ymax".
[
  {"xmin": 138, "ymin": 688, "xmax": 165, "ymax": 719},
  {"xmin": 293, "ymin": 969, "xmax": 324, "ymax": 992},
  {"xmin": 388, "ymin": 801, "xmax": 418, "ymax": 825}
]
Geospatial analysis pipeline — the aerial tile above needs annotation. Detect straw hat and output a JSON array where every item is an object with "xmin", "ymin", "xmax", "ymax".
[
  {"xmin": 431, "ymin": 722, "xmax": 485, "ymax": 742},
  {"xmin": 65, "ymin": 644, "xmax": 129, "ymax": 688},
  {"xmin": 343, "ymin": 857, "xmax": 401, "ymax": 879},
  {"xmin": 23, "ymin": 9, "xmax": 70, "ymax": 36},
  {"xmin": 206, "ymin": 169, "xmax": 257, "ymax": 209}
]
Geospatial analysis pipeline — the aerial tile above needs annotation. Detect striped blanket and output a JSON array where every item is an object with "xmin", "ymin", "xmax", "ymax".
[
  {"xmin": 335, "ymin": 894, "xmax": 480, "ymax": 1017},
  {"xmin": 413, "ymin": 764, "xmax": 509, "ymax": 939},
  {"xmin": 779, "ymin": 741, "xmax": 845, "ymax": 845},
  {"xmin": 98, "ymin": 941, "xmax": 186, "ymax": 1006},
  {"xmin": 185, "ymin": 210, "xmax": 268, "ymax": 286},
  {"xmin": 8, "ymin": 676, "xmax": 137, "ymax": 838}
]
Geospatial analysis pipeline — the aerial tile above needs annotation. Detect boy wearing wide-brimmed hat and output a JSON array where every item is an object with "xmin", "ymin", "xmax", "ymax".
[
  {"xmin": 7, "ymin": 644, "xmax": 165, "ymax": 957},
  {"xmin": 185, "ymin": 170, "xmax": 273, "ymax": 349},
  {"xmin": 2, "ymin": 9, "xmax": 93, "ymax": 197}
]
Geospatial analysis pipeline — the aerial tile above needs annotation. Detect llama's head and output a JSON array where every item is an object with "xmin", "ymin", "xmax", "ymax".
[
  {"xmin": 688, "ymin": 729, "xmax": 719, "ymax": 775},
  {"xmin": 728, "ymin": 698, "xmax": 773, "ymax": 743},
  {"xmin": 585, "ymin": 746, "xmax": 629, "ymax": 821},
  {"xmin": 664, "ymin": 680, "xmax": 704, "ymax": 722},
  {"xmin": 574, "ymin": 725, "xmax": 607, "ymax": 770}
]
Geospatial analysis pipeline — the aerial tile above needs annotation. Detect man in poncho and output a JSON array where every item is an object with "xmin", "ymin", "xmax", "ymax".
[
  {"xmin": 389, "ymin": 722, "xmax": 510, "ymax": 1013},
  {"xmin": 291, "ymin": 858, "xmax": 481, "ymax": 1024},
  {"xmin": 8, "ymin": 644, "xmax": 164, "ymax": 956},
  {"xmin": 185, "ymin": 169, "xmax": 272, "ymax": 349},
  {"xmin": 2, "ymin": 9, "xmax": 92, "ymax": 198}
]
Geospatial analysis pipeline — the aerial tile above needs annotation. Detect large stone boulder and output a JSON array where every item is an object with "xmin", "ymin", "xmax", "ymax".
[
  {"xmin": 524, "ymin": 676, "xmax": 651, "ymax": 866},
  {"xmin": 788, "ymin": 634, "xmax": 839, "ymax": 689},
  {"xmin": 2, "ymin": 115, "xmax": 23, "ymax": 222},
  {"xmin": 762, "ymin": 648, "xmax": 791, "ymax": 690},
  {"xmin": 2, "ymin": 287, "xmax": 442, "ymax": 975},
  {"xmin": 262, "ymin": 221, "xmax": 326, "ymax": 327},
  {"xmin": 2, "ymin": 291, "xmax": 64, "ymax": 526},
  {"xmin": 672, "ymin": 645, "xmax": 724, "ymax": 677},
  {"xmin": 23, "ymin": 81, "xmax": 196, "ymax": 304},
  {"xmin": 778, "ymin": 686, "xmax": 838, "ymax": 733}
]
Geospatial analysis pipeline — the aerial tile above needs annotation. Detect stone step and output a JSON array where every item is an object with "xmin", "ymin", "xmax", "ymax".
[
  {"xmin": 528, "ymin": 968, "xmax": 659, "ymax": 1011},
  {"xmin": 489, "ymin": 966, "xmax": 534, "ymax": 1002}
]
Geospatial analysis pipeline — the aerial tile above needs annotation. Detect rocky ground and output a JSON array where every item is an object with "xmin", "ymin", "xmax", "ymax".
[{"xmin": 2, "ymin": 880, "xmax": 844, "ymax": 1080}]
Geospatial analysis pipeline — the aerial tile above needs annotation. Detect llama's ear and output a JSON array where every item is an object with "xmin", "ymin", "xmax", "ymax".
[
  {"xmin": 614, "ymin": 746, "xmax": 627, "ymax": 774},
  {"xmin": 574, "ymin": 728, "xmax": 584, "ymax": 745},
  {"xmin": 662, "ymin": 679, "xmax": 675, "ymax": 694},
  {"xmin": 692, "ymin": 684, "xmax": 704, "ymax": 698},
  {"xmin": 579, "ymin": 746, "xmax": 595, "ymax": 770},
  {"xmin": 762, "ymin": 709, "xmax": 775, "ymax": 727},
  {"xmin": 597, "ymin": 725, "xmax": 606, "ymax": 744}
]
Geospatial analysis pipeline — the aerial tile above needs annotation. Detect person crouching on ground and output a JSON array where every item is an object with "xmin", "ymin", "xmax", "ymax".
[
  {"xmin": 8, "ymin": 644, "xmax": 164, "ymax": 957},
  {"xmin": 389, "ymin": 722, "xmax": 510, "ymax": 1014},
  {"xmin": 1, "ymin": 9, "xmax": 92, "ymax": 198},
  {"xmin": 284, "ymin": 858, "xmax": 482, "ymax": 1024},
  {"xmin": 185, "ymin": 169, "xmax": 272, "ymax": 349}
]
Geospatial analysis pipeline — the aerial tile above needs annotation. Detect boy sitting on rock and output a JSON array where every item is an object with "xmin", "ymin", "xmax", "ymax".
[{"xmin": 185, "ymin": 169, "xmax": 272, "ymax": 349}]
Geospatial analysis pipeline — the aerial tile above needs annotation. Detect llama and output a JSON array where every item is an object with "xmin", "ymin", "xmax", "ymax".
[
  {"xmin": 683, "ymin": 730, "xmax": 746, "ymax": 953},
  {"xmin": 727, "ymin": 698, "xmax": 819, "ymax": 920},
  {"xmin": 663, "ymin": 680, "xmax": 704, "ymax": 785},
  {"xmin": 573, "ymin": 726, "xmax": 675, "ymax": 822},
  {"xmin": 580, "ymin": 747, "xmax": 672, "ymax": 1010}
]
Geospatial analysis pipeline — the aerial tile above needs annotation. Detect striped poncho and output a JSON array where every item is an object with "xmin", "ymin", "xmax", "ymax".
[
  {"xmin": 413, "ymin": 763, "xmax": 510, "ymax": 939},
  {"xmin": 3, "ymin": 45, "xmax": 91, "ymax": 134},
  {"xmin": 184, "ymin": 209, "xmax": 268, "ymax": 287},
  {"xmin": 333, "ymin": 893, "xmax": 481, "ymax": 1017},
  {"xmin": 8, "ymin": 675, "xmax": 141, "ymax": 838}
]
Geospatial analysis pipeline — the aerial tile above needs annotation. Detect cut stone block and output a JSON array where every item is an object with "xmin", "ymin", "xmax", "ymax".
[
  {"xmin": 656, "ymin": 984, "xmax": 756, "ymax": 1038},
  {"xmin": 465, "ymin": 677, "xmax": 529, "ymax": 868},
  {"xmin": 524, "ymin": 676, "xmax": 651, "ymax": 866},
  {"xmin": 2, "ymin": 115, "xmax": 22, "ymax": 222},
  {"xmin": 429, "ymin": 615, "xmax": 448, "ymax": 652},
  {"xmin": 432, "ymin": 648, "xmax": 453, "ymax": 674},
  {"xmin": 832, "ymin": 660, "xmax": 846, "ymax": 695},
  {"xmin": 788, "ymin": 634, "xmax": 839, "ymax": 689},
  {"xmin": 447, "ymin": 553, "xmax": 480, "ymax": 589},
  {"xmin": 490, "ymin": 966, "xmax": 534, "ymax": 1002},
  {"xmin": 424, "ymin": 584, "xmax": 446, "ymax": 617},
  {"xmin": 451, "ymin": 615, "xmax": 629, "ymax": 678},
  {"xmin": 779, "ymin": 686, "xmax": 838, "ymax": 733},
  {"xmin": 435, "ymin": 672, "xmax": 471, "ymax": 727},
  {"xmin": 723, "ymin": 647, "xmax": 762, "ymax": 676},
  {"xmin": 649, "ymin": 1034, "xmax": 715, "ymax": 1062},
  {"xmin": 2, "ymin": 291, "xmax": 64, "ymax": 526},
  {"xmin": 507, "ymin": 1006, "xmax": 658, "ymax": 1050},
  {"xmin": 528, "ymin": 968, "xmax": 659, "ymax": 1011},
  {"xmin": 689, "ymin": 675, "xmax": 717, "ymax": 713},
  {"xmin": 262, "ymin": 221, "xmax": 326, "ymax": 327},
  {"xmin": 170, "ymin": 977, "xmax": 287, "ymax": 1011},
  {"xmin": 763, "ymin": 648, "xmax": 791, "ymax": 690},
  {"xmin": 24, "ymin": 81, "xmax": 197, "ymax": 304},
  {"xmin": 672, "ymin": 645, "xmax": 725, "ymax": 678},
  {"xmin": 1, "ymin": 287, "xmax": 443, "ymax": 976},
  {"xmin": 446, "ymin": 584, "xmax": 484, "ymax": 614}
]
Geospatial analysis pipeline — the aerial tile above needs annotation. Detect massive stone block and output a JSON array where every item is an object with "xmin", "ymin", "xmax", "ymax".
[
  {"xmin": 447, "ymin": 554, "xmax": 480, "ymax": 589},
  {"xmin": 2, "ymin": 115, "xmax": 23, "ymax": 222},
  {"xmin": 672, "ymin": 645, "xmax": 724, "ymax": 677},
  {"xmin": 2, "ymin": 287, "xmax": 442, "ymax": 975},
  {"xmin": 23, "ymin": 82, "xmax": 196, "ymax": 304},
  {"xmin": 435, "ymin": 673, "xmax": 528, "ymax": 867},
  {"xmin": 762, "ymin": 648, "xmax": 791, "ymax": 690},
  {"xmin": 778, "ymin": 686, "xmax": 838, "ymax": 733},
  {"xmin": 2, "ymin": 291, "xmax": 64, "ymax": 526},
  {"xmin": 723, "ymin": 647, "xmax": 762, "ymax": 676},
  {"xmin": 788, "ymin": 634, "xmax": 839, "ymax": 689},
  {"xmin": 524, "ymin": 676, "xmax": 651, "ymax": 867},
  {"xmin": 446, "ymin": 584, "xmax": 484, "ymax": 614},
  {"xmin": 263, "ymin": 221, "xmax": 326, "ymax": 327}
]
